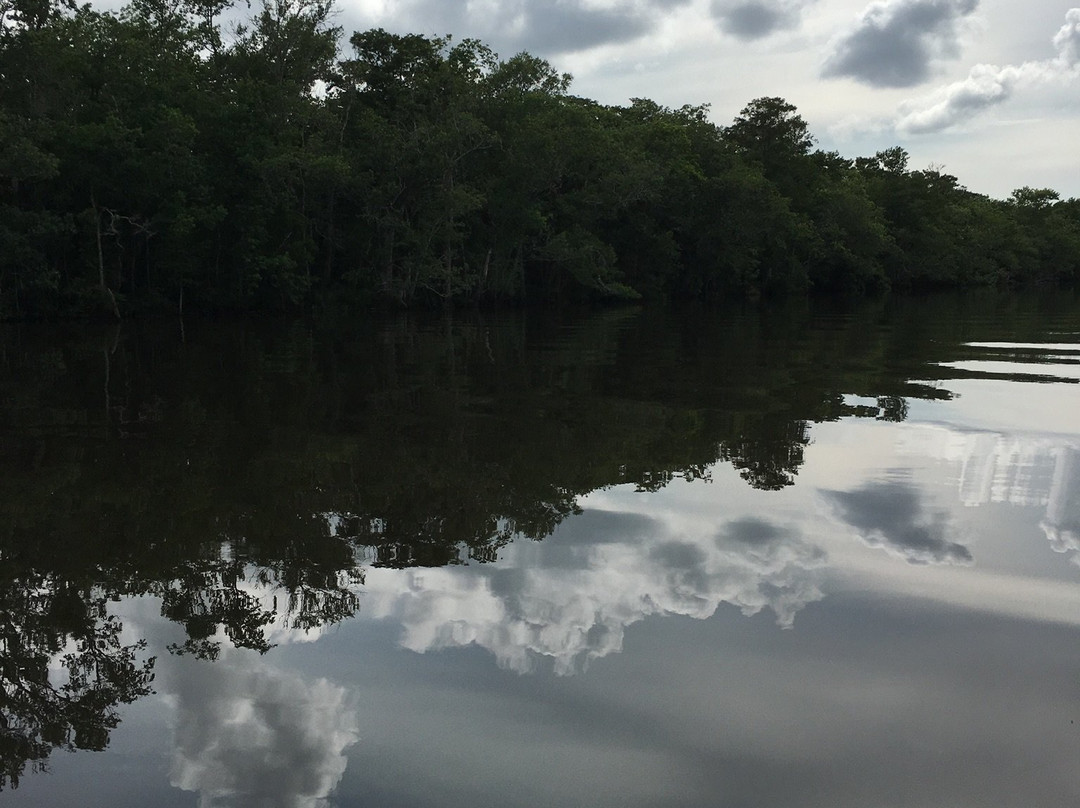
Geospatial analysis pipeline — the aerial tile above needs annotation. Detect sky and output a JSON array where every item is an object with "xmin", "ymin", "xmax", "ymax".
[{"xmin": 331, "ymin": 0, "xmax": 1080, "ymax": 200}]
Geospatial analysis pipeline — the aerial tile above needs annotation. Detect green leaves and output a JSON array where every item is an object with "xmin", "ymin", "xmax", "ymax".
[{"xmin": 1, "ymin": 3, "xmax": 1077, "ymax": 316}]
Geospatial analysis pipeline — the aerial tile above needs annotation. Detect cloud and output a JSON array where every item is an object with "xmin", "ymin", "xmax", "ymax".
[
  {"xmin": 1042, "ymin": 446, "xmax": 1080, "ymax": 566},
  {"xmin": 513, "ymin": 2, "xmax": 652, "ymax": 55},
  {"xmin": 825, "ymin": 481, "xmax": 973, "ymax": 565},
  {"xmin": 359, "ymin": 513, "xmax": 826, "ymax": 675},
  {"xmin": 1042, "ymin": 520, "xmax": 1080, "ymax": 563},
  {"xmin": 822, "ymin": 0, "xmax": 979, "ymax": 88},
  {"xmin": 893, "ymin": 428, "xmax": 1080, "ymax": 567},
  {"xmin": 354, "ymin": 0, "xmax": 691, "ymax": 56},
  {"xmin": 169, "ymin": 655, "xmax": 360, "ymax": 808},
  {"xmin": 1057, "ymin": 7, "xmax": 1080, "ymax": 66},
  {"xmin": 709, "ymin": 0, "xmax": 812, "ymax": 40},
  {"xmin": 894, "ymin": 8, "xmax": 1080, "ymax": 133}
]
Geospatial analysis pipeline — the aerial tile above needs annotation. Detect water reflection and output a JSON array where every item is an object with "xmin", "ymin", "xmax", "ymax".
[
  {"xmin": 825, "ymin": 480, "xmax": 972, "ymax": 565},
  {"xmin": 2, "ymin": 293, "xmax": 1080, "ymax": 804},
  {"xmin": 168, "ymin": 649, "xmax": 359, "ymax": 808},
  {"xmin": 0, "ymin": 576, "xmax": 154, "ymax": 790},
  {"xmin": 157, "ymin": 547, "xmax": 364, "ymax": 658},
  {"xmin": 361, "ymin": 512, "xmax": 826, "ymax": 675},
  {"xmin": 1043, "ymin": 447, "xmax": 1080, "ymax": 564},
  {"xmin": 893, "ymin": 416, "xmax": 1080, "ymax": 567}
]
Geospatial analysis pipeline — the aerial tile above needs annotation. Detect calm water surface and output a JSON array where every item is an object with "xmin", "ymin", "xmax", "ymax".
[{"xmin": 3, "ymin": 293, "xmax": 1080, "ymax": 807}]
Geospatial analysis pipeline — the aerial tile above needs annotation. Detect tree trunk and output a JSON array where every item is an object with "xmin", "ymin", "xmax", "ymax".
[{"xmin": 91, "ymin": 193, "xmax": 121, "ymax": 319}]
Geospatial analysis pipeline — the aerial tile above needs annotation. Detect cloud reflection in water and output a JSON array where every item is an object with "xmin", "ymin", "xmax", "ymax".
[
  {"xmin": 825, "ymin": 480, "xmax": 973, "ymax": 565},
  {"xmin": 1042, "ymin": 447, "xmax": 1080, "ymax": 565},
  {"xmin": 360, "ymin": 512, "xmax": 827, "ymax": 675},
  {"xmin": 169, "ymin": 653, "xmax": 360, "ymax": 808}
]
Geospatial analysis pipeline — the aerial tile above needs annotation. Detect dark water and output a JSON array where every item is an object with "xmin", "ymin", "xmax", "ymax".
[{"xmin": 3, "ymin": 292, "xmax": 1080, "ymax": 807}]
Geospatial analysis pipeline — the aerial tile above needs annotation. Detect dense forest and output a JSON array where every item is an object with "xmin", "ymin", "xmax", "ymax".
[{"xmin": 2, "ymin": 0, "xmax": 1079, "ymax": 316}]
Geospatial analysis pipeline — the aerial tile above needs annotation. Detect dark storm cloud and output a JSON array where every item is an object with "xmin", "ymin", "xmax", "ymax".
[
  {"xmin": 709, "ymin": 0, "xmax": 811, "ymax": 40},
  {"xmin": 375, "ymin": 0, "xmax": 690, "ymax": 56},
  {"xmin": 822, "ymin": 0, "xmax": 978, "ymax": 88},
  {"xmin": 825, "ymin": 481, "xmax": 973, "ymax": 565}
]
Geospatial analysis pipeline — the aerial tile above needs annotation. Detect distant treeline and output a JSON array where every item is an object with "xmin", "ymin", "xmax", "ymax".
[{"xmin": 2, "ymin": 0, "xmax": 1079, "ymax": 316}]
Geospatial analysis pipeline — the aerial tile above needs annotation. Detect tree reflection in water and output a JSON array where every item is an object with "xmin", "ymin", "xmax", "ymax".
[{"xmin": 0, "ymin": 575, "xmax": 154, "ymax": 790}]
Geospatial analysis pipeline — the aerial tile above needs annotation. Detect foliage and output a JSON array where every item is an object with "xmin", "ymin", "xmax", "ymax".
[
  {"xmin": 0, "ymin": 2, "xmax": 1077, "ymax": 316},
  {"xmin": 0, "ymin": 572, "xmax": 155, "ymax": 790}
]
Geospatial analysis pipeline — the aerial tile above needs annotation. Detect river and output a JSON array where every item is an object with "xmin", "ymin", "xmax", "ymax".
[{"xmin": 2, "ymin": 291, "xmax": 1080, "ymax": 806}]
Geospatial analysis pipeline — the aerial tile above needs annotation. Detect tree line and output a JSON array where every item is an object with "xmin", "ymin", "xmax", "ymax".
[{"xmin": 2, "ymin": 0, "xmax": 1079, "ymax": 316}]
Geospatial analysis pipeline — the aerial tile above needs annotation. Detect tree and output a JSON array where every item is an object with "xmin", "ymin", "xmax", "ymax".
[
  {"xmin": 1009, "ymin": 186, "xmax": 1060, "ymax": 210},
  {"xmin": 724, "ymin": 96, "xmax": 814, "ymax": 187}
]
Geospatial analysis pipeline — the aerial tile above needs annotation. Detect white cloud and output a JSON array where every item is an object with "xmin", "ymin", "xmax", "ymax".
[
  {"xmin": 360, "ymin": 511, "xmax": 827, "ymax": 675},
  {"xmin": 895, "ymin": 8, "xmax": 1080, "ymax": 133},
  {"xmin": 169, "ymin": 653, "xmax": 360, "ymax": 808}
]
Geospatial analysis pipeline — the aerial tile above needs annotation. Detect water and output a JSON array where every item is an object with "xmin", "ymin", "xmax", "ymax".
[{"xmin": 2, "ymin": 292, "xmax": 1080, "ymax": 807}]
